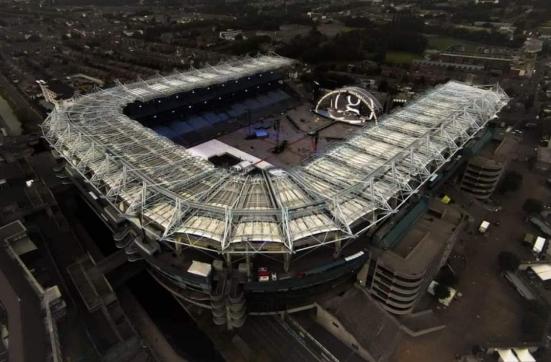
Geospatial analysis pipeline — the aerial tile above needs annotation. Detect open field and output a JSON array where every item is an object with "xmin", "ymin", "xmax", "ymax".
[
  {"xmin": 385, "ymin": 51, "xmax": 421, "ymax": 65},
  {"xmin": 425, "ymin": 35, "xmax": 482, "ymax": 52}
]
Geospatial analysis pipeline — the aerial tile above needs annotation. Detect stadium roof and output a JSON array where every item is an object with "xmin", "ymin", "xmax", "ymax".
[{"xmin": 42, "ymin": 55, "xmax": 509, "ymax": 255}]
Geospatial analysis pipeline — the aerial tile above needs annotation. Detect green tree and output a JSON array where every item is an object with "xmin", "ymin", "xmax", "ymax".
[
  {"xmin": 436, "ymin": 267, "xmax": 458, "ymax": 287},
  {"xmin": 434, "ymin": 283, "xmax": 451, "ymax": 300},
  {"xmin": 523, "ymin": 198, "xmax": 543, "ymax": 214},
  {"xmin": 498, "ymin": 251, "xmax": 520, "ymax": 272},
  {"xmin": 497, "ymin": 171, "xmax": 523, "ymax": 193},
  {"xmin": 525, "ymin": 95, "xmax": 535, "ymax": 110},
  {"xmin": 521, "ymin": 301, "xmax": 549, "ymax": 341}
]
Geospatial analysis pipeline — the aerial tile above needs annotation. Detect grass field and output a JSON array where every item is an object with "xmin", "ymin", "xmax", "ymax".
[
  {"xmin": 384, "ymin": 51, "xmax": 421, "ymax": 65},
  {"xmin": 425, "ymin": 35, "xmax": 480, "ymax": 52},
  {"xmin": 384, "ymin": 35, "xmax": 486, "ymax": 65}
]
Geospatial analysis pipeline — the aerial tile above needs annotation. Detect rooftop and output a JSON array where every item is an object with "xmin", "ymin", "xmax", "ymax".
[
  {"xmin": 320, "ymin": 286, "xmax": 402, "ymax": 362},
  {"xmin": 537, "ymin": 145, "xmax": 551, "ymax": 164},
  {"xmin": 379, "ymin": 201, "xmax": 464, "ymax": 276},
  {"xmin": 0, "ymin": 221, "xmax": 49, "ymax": 362},
  {"xmin": 42, "ymin": 55, "xmax": 509, "ymax": 255}
]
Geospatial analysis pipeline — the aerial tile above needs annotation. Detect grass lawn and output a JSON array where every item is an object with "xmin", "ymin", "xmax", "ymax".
[
  {"xmin": 384, "ymin": 51, "xmax": 421, "ymax": 65},
  {"xmin": 425, "ymin": 35, "xmax": 480, "ymax": 52}
]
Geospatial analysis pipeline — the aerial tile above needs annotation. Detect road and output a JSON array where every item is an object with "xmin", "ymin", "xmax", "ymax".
[
  {"xmin": 0, "ymin": 94, "xmax": 21, "ymax": 136},
  {"xmin": 238, "ymin": 315, "xmax": 321, "ymax": 362}
]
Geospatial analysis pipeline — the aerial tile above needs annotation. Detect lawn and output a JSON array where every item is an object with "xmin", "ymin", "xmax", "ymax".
[
  {"xmin": 384, "ymin": 51, "xmax": 421, "ymax": 65},
  {"xmin": 425, "ymin": 35, "xmax": 480, "ymax": 52}
]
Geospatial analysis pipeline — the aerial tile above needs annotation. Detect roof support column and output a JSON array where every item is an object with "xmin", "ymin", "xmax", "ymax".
[
  {"xmin": 333, "ymin": 239, "xmax": 342, "ymax": 258},
  {"xmin": 245, "ymin": 249, "xmax": 251, "ymax": 279},
  {"xmin": 283, "ymin": 253, "xmax": 291, "ymax": 273},
  {"xmin": 225, "ymin": 253, "xmax": 232, "ymax": 269}
]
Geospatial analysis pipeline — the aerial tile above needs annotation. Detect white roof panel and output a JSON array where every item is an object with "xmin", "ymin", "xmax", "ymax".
[
  {"xmin": 187, "ymin": 260, "xmax": 212, "ymax": 277},
  {"xmin": 199, "ymin": 72, "xmax": 218, "ymax": 79},
  {"xmin": 44, "ymin": 57, "xmax": 509, "ymax": 255},
  {"xmin": 181, "ymin": 75, "xmax": 203, "ymax": 83},
  {"xmin": 533, "ymin": 236, "xmax": 546, "ymax": 253},
  {"xmin": 214, "ymin": 68, "xmax": 233, "ymax": 75},
  {"xmin": 188, "ymin": 140, "xmax": 273, "ymax": 170},
  {"xmin": 128, "ymin": 88, "xmax": 150, "ymax": 96},
  {"xmin": 530, "ymin": 264, "xmax": 551, "ymax": 281},
  {"xmin": 149, "ymin": 83, "xmax": 170, "ymax": 92},
  {"xmin": 513, "ymin": 348, "xmax": 536, "ymax": 362},
  {"xmin": 165, "ymin": 79, "xmax": 186, "ymax": 87},
  {"xmin": 496, "ymin": 349, "xmax": 519, "ymax": 362}
]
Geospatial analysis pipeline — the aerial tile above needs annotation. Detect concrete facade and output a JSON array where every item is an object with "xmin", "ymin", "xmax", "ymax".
[
  {"xmin": 460, "ymin": 136, "xmax": 517, "ymax": 200},
  {"xmin": 460, "ymin": 155, "xmax": 505, "ymax": 199},
  {"xmin": 358, "ymin": 201, "xmax": 466, "ymax": 315},
  {"xmin": 535, "ymin": 146, "xmax": 551, "ymax": 172},
  {"xmin": 315, "ymin": 287, "xmax": 402, "ymax": 362}
]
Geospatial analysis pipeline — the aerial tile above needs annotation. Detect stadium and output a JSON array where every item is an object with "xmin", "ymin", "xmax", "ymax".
[{"xmin": 42, "ymin": 55, "xmax": 509, "ymax": 321}]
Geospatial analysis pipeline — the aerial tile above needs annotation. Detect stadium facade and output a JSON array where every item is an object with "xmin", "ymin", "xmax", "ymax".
[{"xmin": 42, "ymin": 55, "xmax": 509, "ymax": 321}]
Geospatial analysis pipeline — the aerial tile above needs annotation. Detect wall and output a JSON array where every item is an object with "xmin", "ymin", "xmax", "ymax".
[{"xmin": 314, "ymin": 304, "xmax": 374, "ymax": 362}]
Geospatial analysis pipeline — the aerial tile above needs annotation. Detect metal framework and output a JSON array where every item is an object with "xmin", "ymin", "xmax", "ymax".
[
  {"xmin": 314, "ymin": 86, "xmax": 383, "ymax": 124},
  {"xmin": 42, "ymin": 55, "xmax": 509, "ymax": 256}
]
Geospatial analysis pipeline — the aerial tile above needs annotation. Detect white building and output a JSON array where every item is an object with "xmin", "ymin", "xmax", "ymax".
[{"xmin": 219, "ymin": 29, "xmax": 243, "ymax": 41}]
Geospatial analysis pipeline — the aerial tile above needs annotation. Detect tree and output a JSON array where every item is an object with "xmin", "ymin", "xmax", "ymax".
[
  {"xmin": 498, "ymin": 251, "xmax": 520, "ymax": 272},
  {"xmin": 505, "ymin": 87, "xmax": 517, "ymax": 97},
  {"xmin": 436, "ymin": 267, "xmax": 458, "ymax": 287},
  {"xmin": 378, "ymin": 79, "xmax": 389, "ymax": 92},
  {"xmin": 525, "ymin": 95, "xmax": 535, "ymax": 110},
  {"xmin": 523, "ymin": 198, "xmax": 543, "ymax": 214},
  {"xmin": 471, "ymin": 345, "xmax": 483, "ymax": 356},
  {"xmin": 497, "ymin": 171, "xmax": 523, "ymax": 193},
  {"xmin": 434, "ymin": 283, "xmax": 451, "ymax": 300},
  {"xmin": 521, "ymin": 301, "xmax": 549, "ymax": 340}
]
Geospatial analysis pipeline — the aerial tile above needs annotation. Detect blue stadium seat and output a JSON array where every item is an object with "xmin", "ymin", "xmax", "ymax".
[
  {"xmin": 154, "ymin": 126, "xmax": 176, "ymax": 139},
  {"xmin": 257, "ymin": 95, "xmax": 271, "ymax": 107},
  {"xmin": 188, "ymin": 116, "xmax": 210, "ymax": 131},
  {"xmin": 216, "ymin": 112, "xmax": 229, "ymax": 123},
  {"xmin": 244, "ymin": 98, "xmax": 261, "ymax": 110},
  {"xmin": 274, "ymin": 89, "xmax": 290, "ymax": 101},
  {"xmin": 170, "ymin": 121, "xmax": 193, "ymax": 137},
  {"xmin": 203, "ymin": 112, "xmax": 219, "ymax": 125},
  {"xmin": 230, "ymin": 103, "xmax": 247, "ymax": 117}
]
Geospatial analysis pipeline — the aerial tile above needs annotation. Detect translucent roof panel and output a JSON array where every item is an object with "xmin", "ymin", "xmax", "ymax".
[{"xmin": 43, "ymin": 56, "xmax": 509, "ymax": 255}]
